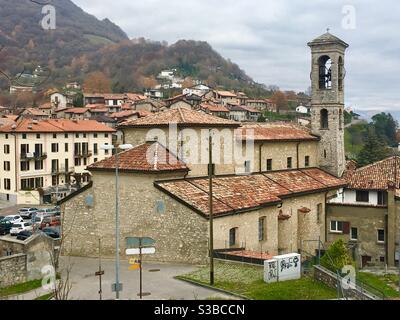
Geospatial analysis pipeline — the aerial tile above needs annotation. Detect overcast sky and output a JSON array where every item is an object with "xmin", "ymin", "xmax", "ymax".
[{"xmin": 74, "ymin": 0, "xmax": 399, "ymax": 116}]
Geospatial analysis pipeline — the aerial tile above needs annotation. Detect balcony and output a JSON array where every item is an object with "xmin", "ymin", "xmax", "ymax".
[
  {"xmin": 20, "ymin": 152, "xmax": 48, "ymax": 161},
  {"xmin": 52, "ymin": 166, "xmax": 75, "ymax": 175},
  {"xmin": 74, "ymin": 151, "xmax": 93, "ymax": 158}
]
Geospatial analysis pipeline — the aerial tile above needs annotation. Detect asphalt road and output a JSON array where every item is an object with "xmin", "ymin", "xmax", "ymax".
[{"xmin": 61, "ymin": 256, "xmax": 236, "ymax": 300}]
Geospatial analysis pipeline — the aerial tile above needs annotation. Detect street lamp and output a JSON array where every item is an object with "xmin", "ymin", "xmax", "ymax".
[{"xmin": 100, "ymin": 143, "xmax": 133, "ymax": 300}]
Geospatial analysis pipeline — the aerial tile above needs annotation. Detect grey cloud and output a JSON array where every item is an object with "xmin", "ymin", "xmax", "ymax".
[{"xmin": 74, "ymin": 0, "xmax": 400, "ymax": 114}]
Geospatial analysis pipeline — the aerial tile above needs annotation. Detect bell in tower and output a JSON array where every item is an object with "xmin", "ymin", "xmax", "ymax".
[{"xmin": 308, "ymin": 30, "xmax": 349, "ymax": 178}]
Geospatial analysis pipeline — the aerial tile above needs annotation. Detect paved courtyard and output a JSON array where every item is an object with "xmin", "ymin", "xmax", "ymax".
[{"xmin": 61, "ymin": 256, "xmax": 237, "ymax": 300}]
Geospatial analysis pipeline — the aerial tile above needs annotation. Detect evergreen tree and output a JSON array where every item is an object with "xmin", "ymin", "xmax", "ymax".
[
  {"xmin": 357, "ymin": 127, "xmax": 391, "ymax": 167},
  {"xmin": 320, "ymin": 239, "xmax": 354, "ymax": 273}
]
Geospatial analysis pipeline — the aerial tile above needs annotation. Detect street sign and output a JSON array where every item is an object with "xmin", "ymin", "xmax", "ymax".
[
  {"xmin": 111, "ymin": 283, "xmax": 123, "ymax": 292},
  {"xmin": 126, "ymin": 237, "xmax": 156, "ymax": 248},
  {"xmin": 126, "ymin": 247, "xmax": 156, "ymax": 256},
  {"xmin": 95, "ymin": 271, "xmax": 105, "ymax": 276}
]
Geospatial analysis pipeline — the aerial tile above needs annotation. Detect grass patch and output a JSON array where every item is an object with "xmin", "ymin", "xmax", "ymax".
[
  {"xmin": 178, "ymin": 261, "xmax": 337, "ymax": 300},
  {"xmin": 34, "ymin": 293, "xmax": 54, "ymax": 300},
  {"xmin": 357, "ymin": 272, "xmax": 400, "ymax": 298},
  {"xmin": 0, "ymin": 279, "xmax": 42, "ymax": 298}
]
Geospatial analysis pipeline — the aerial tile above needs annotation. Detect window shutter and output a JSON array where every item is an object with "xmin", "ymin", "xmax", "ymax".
[{"xmin": 343, "ymin": 222, "xmax": 350, "ymax": 235}]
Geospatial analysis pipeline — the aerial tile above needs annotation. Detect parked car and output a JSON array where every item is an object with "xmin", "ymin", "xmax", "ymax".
[
  {"xmin": 0, "ymin": 216, "xmax": 5, "ymax": 222},
  {"xmin": 41, "ymin": 227, "xmax": 60, "ymax": 239},
  {"xmin": 19, "ymin": 207, "xmax": 39, "ymax": 219},
  {"xmin": 36, "ymin": 207, "xmax": 60, "ymax": 217},
  {"xmin": 16, "ymin": 230, "xmax": 33, "ymax": 241},
  {"xmin": 10, "ymin": 222, "xmax": 33, "ymax": 236},
  {"xmin": 4, "ymin": 215, "xmax": 24, "ymax": 224},
  {"xmin": 0, "ymin": 220, "xmax": 13, "ymax": 235},
  {"xmin": 40, "ymin": 216, "xmax": 61, "ymax": 229}
]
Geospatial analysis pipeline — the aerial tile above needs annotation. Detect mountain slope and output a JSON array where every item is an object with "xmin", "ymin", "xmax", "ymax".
[{"xmin": 0, "ymin": 0, "xmax": 262, "ymax": 95}]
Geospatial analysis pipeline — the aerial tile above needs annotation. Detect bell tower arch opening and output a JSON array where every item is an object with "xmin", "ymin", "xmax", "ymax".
[{"xmin": 318, "ymin": 55, "xmax": 332, "ymax": 90}]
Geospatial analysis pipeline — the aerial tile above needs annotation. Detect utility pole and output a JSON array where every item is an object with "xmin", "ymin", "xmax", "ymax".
[
  {"xmin": 208, "ymin": 129, "xmax": 214, "ymax": 286},
  {"xmin": 115, "ymin": 151, "xmax": 121, "ymax": 299}
]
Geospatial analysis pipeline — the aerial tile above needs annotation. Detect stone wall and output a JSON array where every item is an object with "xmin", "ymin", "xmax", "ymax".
[
  {"xmin": 0, "ymin": 254, "xmax": 27, "ymax": 288},
  {"xmin": 213, "ymin": 192, "xmax": 327, "ymax": 256},
  {"xmin": 61, "ymin": 172, "xmax": 209, "ymax": 264}
]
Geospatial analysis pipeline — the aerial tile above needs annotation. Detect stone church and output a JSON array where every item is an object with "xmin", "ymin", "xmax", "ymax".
[{"xmin": 60, "ymin": 32, "xmax": 350, "ymax": 264}]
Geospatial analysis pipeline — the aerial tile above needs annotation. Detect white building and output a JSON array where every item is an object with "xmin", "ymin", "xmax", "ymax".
[
  {"xmin": 296, "ymin": 105, "xmax": 310, "ymax": 114},
  {"xmin": 0, "ymin": 118, "xmax": 115, "ymax": 205},
  {"xmin": 183, "ymin": 84, "xmax": 211, "ymax": 97}
]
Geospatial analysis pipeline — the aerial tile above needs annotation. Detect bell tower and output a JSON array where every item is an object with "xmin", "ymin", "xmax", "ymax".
[{"xmin": 308, "ymin": 31, "xmax": 349, "ymax": 177}]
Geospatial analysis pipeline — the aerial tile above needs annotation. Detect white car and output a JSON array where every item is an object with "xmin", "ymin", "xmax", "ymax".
[
  {"xmin": 4, "ymin": 215, "xmax": 24, "ymax": 224},
  {"xmin": 10, "ymin": 222, "xmax": 33, "ymax": 236},
  {"xmin": 18, "ymin": 208, "xmax": 39, "ymax": 219}
]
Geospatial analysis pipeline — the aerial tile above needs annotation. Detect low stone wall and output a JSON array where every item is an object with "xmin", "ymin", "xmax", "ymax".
[
  {"xmin": 313, "ymin": 265, "xmax": 382, "ymax": 300},
  {"xmin": 0, "ymin": 254, "xmax": 27, "ymax": 288}
]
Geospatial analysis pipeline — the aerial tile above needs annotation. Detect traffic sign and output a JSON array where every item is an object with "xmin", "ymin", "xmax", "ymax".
[
  {"xmin": 126, "ymin": 237, "xmax": 156, "ymax": 248},
  {"xmin": 129, "ymin": 258, "xmax": 140, "ymax": 265},
  {"xmin": 126, "ymin": 247, "xmax": 156, "ymax": 256},
  {"xmin": 111, "ymin": 283, "xmax": 123, "ymax": 292}
]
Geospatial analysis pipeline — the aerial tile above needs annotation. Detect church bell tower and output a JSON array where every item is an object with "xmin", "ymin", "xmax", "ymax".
[{"xmin": 308, "ymin": 31, "xmax": 349, "ymax": 177}]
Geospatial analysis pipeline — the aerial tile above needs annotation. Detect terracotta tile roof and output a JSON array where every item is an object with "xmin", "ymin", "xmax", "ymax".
[
  {"xmin": 86, "ymin": 104, "xmax": 107, "ymax": 109},
  {"xmin": 64, "ymin": 108, "xmax": 89, "ymax": 114},
  {"xmin": 22, "ymin": 108, "xmax": 48, "ymax": 116},
  {"xmin": 118, "ymin": 107, "xmax": 240, "ymax": 128},
  {"xmin": 0, "ymin": 118, "xmax": 116, "ymax": 133},
  {"xmin": 200, "ymin": 103, "xmax": 230, "ymax": 113},
  {"xmin": 39, "ymin": 102, "xmax": 52, "ymax": 109},
  {"xmin": 345, "ymin": 156, "xmax": 400, "ymax": 191},
  {"xmin": 103, "ymin": 93, "xmax": 126, "ymax": 100},
  {"xmin": 110, "ymin": 110, "xmax": 137, "ymax": 119},
  {"xmin": 236, "ymin": 123, "xmax": 319, "ymax": 142},
  {"xmin": 215, "ymin": 90, "xmax": 237, "ymax": 98},
  {"xmin": 155, "ymin": 168, "xmax": 346, "ymax": 217},
  {"xmin": 126, "ymin": 93, "xmax": 147, "ymax": 101},
  {"xmin": 88, "ymin": 142, "xmax": 189, "ymax": 173}
]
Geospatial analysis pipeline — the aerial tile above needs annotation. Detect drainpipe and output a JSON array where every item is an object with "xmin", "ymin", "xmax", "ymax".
[
  {"xmin": 387, "ymin": 182, "xmax": 396, "ymax": 266},
  {"xmin": 296, "ymin": 142, "xmax": 300, "ymax": 169},
  {"xmin": 259, "ymin": 143, "xmax": 264, "ymax": 173}
]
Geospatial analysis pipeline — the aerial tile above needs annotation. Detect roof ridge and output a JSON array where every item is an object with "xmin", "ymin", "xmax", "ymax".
[{"xmin": 355, "ymin": 155, "xmax": 398, "ymax": 172}]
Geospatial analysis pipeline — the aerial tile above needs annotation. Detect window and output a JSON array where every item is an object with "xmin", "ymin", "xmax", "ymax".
[
  {"xmin": 94, "ymin": 133, "xmax": 98, "ymax": 138},
  {"xmin": 324, "ymin": 149, "xmax": 327, "ymax": 159},
  {"xmin": 356, "ymin": 190, "xmax": 369, "ymax": 203},
  {"xmin": 287, "ymin": 157, "xmax": 292, "ymax": 169},
  {"xmin": 22, "ymin": 134, "xmax": 27, "ymax": 139},
  {"xmin": 4, "ymin": 179, "xmax": 11, "ymax": 190},
  {"xmin": 64, "ymin": 133, "xmax": 68, "ymax": 138},
  {"xmin": 3, "ymin": 161, "xmax": 10, "ymax": 171},
  {"xmin": 51, "ymin": 159, "xmax": 59, "ymax": 173},
  {"xmin": 258, "ymin": 217, "xmax": 266, "ymax": 241},
  {"xmin": 320, "ymin": 109, "xmax": 329, "ymax": 129},
  {"xmin": 20, "ymin": 161, "xmax": 30, "ymax": 171},
  {"xmin": 105, "ymin": 133, "xmax": 109, "ymax": 138},
  {"xmin": 35, "ymin": 144, "xmax": 43, "ymax": 156},
  {"xmin": 377, "ymin": 229, "xmax": 385, "ymax": 243},
  {"xmin": 76, "ymin": 133, "xmax": 79, "ymax": 138},
  {"xmin": 53, "ymin": 133, "xmax": 57, "ymax": 139},
  {"xmin": 351, "ymin": 227, "xmax": 358, "ymax": 241},
  {"xmin": 94, "ymin": 158, "xmax": 98, "ymax": 163},
  {"xmin": 65, "ymin": 143, "xmax": 69, "ymax": 152},
  {"xmin": 244, "ymin": 161, "xmax": 251, "ymax": 173},
  {"xmin": 377, "ymin": 191, "xmax": 388, "ymax": 205},
  {"xmin": 83, "ymin": 158, "xmax": 87, "ymax": 166},
  {"xmin": 229, "ymin": 228, "xmax": 237, "ymax": 247},
  {"xmin": 75, "ymin": 158, "xmax": 81, "ymax": 166},
  {"xmin": 338, "ymin": 56, "xmax": 344, "ymax": 91},
  {"xmin": 305, "ymin": 156, "xmax": 310, "ymax": 167},
  {"xmin": 4, "ymin": 144, "xmax": 10, "ymax": 154},
  {"xmin": 36, "ymin": 134, "xmax": 41, "ymax": 139},
  {"xmin": 20, "ymin": 144, "xmax": 29, "ymax": 155},
  {"xmin": 51, "ymin": 143, "xmax": 59, "ymax": 153},
  {"xmin": 266, "ymin": 159, "xmax": 272, "ymax": 171},
  {"xmin": 83, "ymin": 133, "xmax": 87, "ymax": 138},
  {"xmin": 35, "ymin": 160, "xmax": 43, "ymax": 170},
  {"xmin": 94, "ymin": 143, "xmax": 98, "ymax": 155},
  {"xmin": 5, "ymin": 134, "xmax": 8, "ymax": 139},
  {"xmin": 330, "ymin": 220, "xmax": 343, "ymax": 233}
]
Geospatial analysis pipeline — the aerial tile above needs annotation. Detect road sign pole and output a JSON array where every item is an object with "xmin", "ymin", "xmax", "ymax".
[
  {"xmin": 99, "ymin": 238, "xmax": 102, "ymax": 300},
  {"xmin": 139, "ymin": 245, "xmax": 143, "ymax": 299},
  {"xmin": 208, "ymin": 129, "xmax": 215, "ymax": 286}
]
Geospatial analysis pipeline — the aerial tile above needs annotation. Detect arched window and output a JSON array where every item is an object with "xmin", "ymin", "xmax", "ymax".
[
  {"xmin": 318, "ymin": 55, "xmax": 332, "ymax": 89},
  {"xmin": 320, "ymin": 109, "xmax": 329, "ymax": 129},
  {"xmin": 338, "ymin": 56, "xmax": 344, "ymax": 91}
]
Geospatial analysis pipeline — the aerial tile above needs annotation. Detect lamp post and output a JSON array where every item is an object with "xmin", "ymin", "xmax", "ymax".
[{"xmin": 100, "ymin": 143, "xmax": 133, "ymax": 300}]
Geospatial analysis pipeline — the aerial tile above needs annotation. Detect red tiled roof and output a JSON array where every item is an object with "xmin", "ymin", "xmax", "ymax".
[
  {"xmin": 88, "ymin": 142, "xmax": 189, "ymax": 173},
  {"xmin": 200, "ymin": 104, "xmax": 230, "ymax": 113},
  {"xmin": 23, "ymin": 108, "xmax": 48, "ymax": 116},
  {"xmin": 155, "ymin": 168, "xmax": 346, "ymax": 216},
  {"xmin": 345, "ymin": 156, "xmax": 400, "ymax": 191},
  {"xmin": 215, "ymin": 90, "xmax": 237, "ymax": 98},
  {"xmin": 126, "ymin": 93, "xmax": 147, "ymax": 101},
  {"xmin": 0, "ymin": 118, "xmax": 116, "ymax": 133},
  {"xmin": 39, "ymin": 102, "xmax": 52, "ymax": 109},
  {"xmin": 103, "ymin": 93, "xmax": 125, "ymax": 100},
  {"xmin": 64, "ymin": 108, "xmax": 89, "ymax": 114},
  {"xmin": 236, "ymin": 123, "xmax": 319, "ymax": 142},
  {"xmin": 118, "ymin": 107, "xmax": 240, "ymax": 128}
]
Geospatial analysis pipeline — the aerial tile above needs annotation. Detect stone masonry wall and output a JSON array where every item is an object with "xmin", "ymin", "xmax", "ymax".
[
  {"xmin": 61, "ymin": 172, "xmax": 209, "ymax": 264},
  {"xmin": 0, "ymin": 254, "xmax": 27, "ymax": 288}
]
